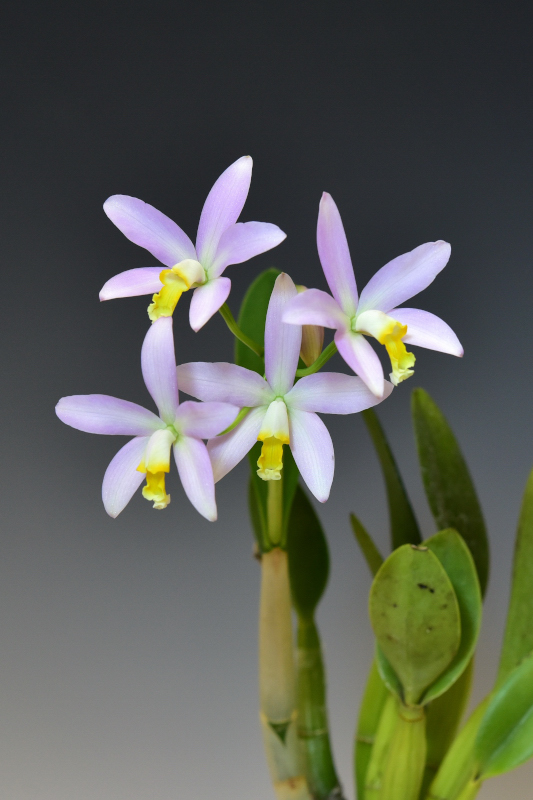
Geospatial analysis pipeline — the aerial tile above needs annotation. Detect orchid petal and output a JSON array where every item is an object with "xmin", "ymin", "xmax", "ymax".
[
  {"xmin": 285, "ymin": 373, "xmax": 393, "ymax": 414},
  {"xmin": 357, "ymin": 241, "xmax": 451, "ymax": 314},
  {"xmin": 189, "ymin": 277, "xmax": 231, "ymax": 331},
  {"xmin": 390, "ymin": 308, "xmax": 464, "ymax": 357},
  {"xmin": 175, "ymin": 400, "xmax": 240, "ymax": 439},
  {"xmin": 174, "ymin": 436, "xmax": 217, "ymax": 521},
  {"xmin": 196, "ymin": 156, "xmax": 253, "ymax": 267},
  {"xmin": 317, "ymin": 193, "xmax": 358, "ymax": 316},
  {"xmin": 56, "ymin": 395, "xmax": 164, "ymax": 435},
  {"xmin": 141, "ymin": 317, "xmax": 179, "ymax": 424},
  {"xmin": 335, "ymin": 330, "xmax": 385, "ymax": 397},
  {"xmin": 102, "ymin": 436, "xmax": 150, "ymax": 518},
  {"xmin": 177, "ymin": 362, "xmax": 272, "ymax": 407},
  {"xmin": 103, "ymin": 195, "xmax": 196, "ymax": 267},
  {"xmin": 99, "ymin": 267, "xmax": 164, "ymax": 301},
  {"xmin": 288, "ymin": 408, "xmax": 334, "ymax": 503},
  {"xmin": 207, "ymin": 406, "xmax": 266, "ymax": 482},
  {"xmin": 264, "ymin": 273, "xmax": 302, "ymax": 396},
  {"xmin": 282, "ymin": 288, "xmax": 348, "ymax": 330},
  {"xmin": 209, "ymin": 221, "xmax": 286, "ymax": 278}
]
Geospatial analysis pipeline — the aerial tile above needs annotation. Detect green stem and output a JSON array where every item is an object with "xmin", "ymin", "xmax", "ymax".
[
  {"xmin": 296, "ymin": 617, "xmax": 345, "ymax": 799},
  {"xmin": 379, "ymin": 702, "xmax": 426, "ymax": 800},
  {"xmin": 295, "ymin": 341, "xmax": 337, "ymax": 377},
  {"xmin": 219, "ymin": 302, "xmax": 264, "ymax": 358},
  {"xmin": 267, "ymin": 478, "xmax": 284, "ymax": 548},
  {"xmin": 364, "ymin": 693, "xmax": 398, "ymax": 800},
  {"xmin": 354, "ymin": 658, "xmax": 389, "ymax": 799}
]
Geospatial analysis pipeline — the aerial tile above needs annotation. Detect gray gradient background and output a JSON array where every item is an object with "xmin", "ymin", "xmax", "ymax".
[{"xmin": 3, "ymin": 1, "xmax": 533, "ymax": 797}]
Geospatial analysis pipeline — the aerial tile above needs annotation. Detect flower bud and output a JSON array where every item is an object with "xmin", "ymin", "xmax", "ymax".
[{"xmin": 296, "ymin": 286, "xmax": 324, "ymax": 367}]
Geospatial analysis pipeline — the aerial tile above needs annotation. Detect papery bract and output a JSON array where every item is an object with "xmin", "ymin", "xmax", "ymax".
[
  {"xmin": 282, "ymin": 193, "xmax": 463, "ymax": 397},
  {"xmin": 99, "ymin": 157, "xmax": 286, "ymax": 330},
  {"xmin": 55, "ymin": 318, "xmax": 239, "ymax": 519},
  {"xmin": 177, "ymin": 273, "xmax": 392, "ymax": 503}
]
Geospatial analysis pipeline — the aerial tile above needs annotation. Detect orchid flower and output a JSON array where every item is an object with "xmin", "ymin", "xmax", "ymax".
[
  {"xmin": 282, "ymin": 193, "xmax": 463, "ymax": 397},
  {"xmin": 176, "ymin": 273, "xmax": 392, "ymax": 503},
  {"xmin": 100, "ymin": 156, "xmax": 286, "ymax": 331},
  {"xmin": 55, "ymin": 318, "xmax": 239, "ymax": 520}
]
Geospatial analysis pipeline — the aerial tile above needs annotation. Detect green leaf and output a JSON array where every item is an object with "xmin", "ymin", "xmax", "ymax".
[
  {"xmin": 427, "ymin": 699, "xmax": 488, "ymax": 800},
  {"xmin": 355, "ymin": 658, "xmax": 389, "ymax": 799},
  {"xmin": 287, "ymin": 485, "xmax": 329, "ymax": 620},
  {"xmin": 235, "ymin": 267, "xmax": 280, "ymax": 373},
  {"xmin": 498, "ymin": 467, "xmax": 533, "ymax": 684},
  {"xmin": 476, "ymin": 652, "xmax": 533, "ymax": 778},
  {"xmin": 362, "ymin": 408, "xmax": 421, "ymax": 549},
  {"xmin": 422, "ymin": 658, "xmax": 474, "ymax": 796},
  {"xmin": 422, "ymin": 529, "xmax": 482, "ymax": 703},
  {"xmin": 369, "ymin": 544, "xmax": 461, "ymax": 705},
  {"xmin": 411, "ymin": 388, "xmax": 489, "ymax": 596},
  {"xmin": 350, "ymin": 513, "xmax": 384, "ymax": 576}
]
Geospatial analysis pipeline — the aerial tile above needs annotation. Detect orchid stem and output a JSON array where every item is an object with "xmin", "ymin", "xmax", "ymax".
[
  {"xmin": 259, "ymin": 547, "xmax": 312, "ymax": 800},
  {"xmin": 295, "ymin": 341, "xmax": 337, "ymax": 377},
  {"xmin": 296, "ymin": 617, "xmax": 345, "ymax": 799},
  {"xmin": 267, "ymin": 478, "xmax": 284, "ymax": 548},
  {"xmin": 219, "ymin": 302, "xmax": 264, "ymax": 358}
]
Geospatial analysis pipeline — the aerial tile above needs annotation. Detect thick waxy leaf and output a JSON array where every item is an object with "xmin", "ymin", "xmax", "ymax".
[
  {"xmin": 362, "ymin": 408, "xmax": 421, "ymax": 548},
  {"xmin": 288, "ymin": 485, "xmax": 329, "ymax": 620},
  {"xmin": 422, "ymin": 658, "xmax": 474, "ymax": 796},
  {"xmin": 422, "ymin": 529, "xmax": 482, "ymax": 703},
  {"xmin": 369, "ymin": 544, "xmax": 461, "ymax": 705},
  {"xmin": 476, "ymin": 652, "xmax": 533, "ymax": 778},
  {"xmin": 411, "ymin": 388, "xmax": 489, "ymax": 596},
  {"xmin": 235, "ymin": 267, "xmax": 280, "ymax": 373},
  {"xmin": 427, "ymin": 699, "xmax": 488, "ymax": 800},
  {"xmin": 350, "ymin": 513, "xmax": 384, "ymax": 577},
  {"xmin": 498, "ymin": 468, "xmax": 533, "ymax": 684}
]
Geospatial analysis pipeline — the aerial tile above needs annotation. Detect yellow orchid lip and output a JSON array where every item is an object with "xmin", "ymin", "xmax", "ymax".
[
  {"xmin": 137, "ymin": 429, "xmax": 176, "ymax": 510},
  {"xmin": 355, "ymin": 309, "xmax": 416, "ymax": 386},
  {"xmin": 141, "ymin": 471, "xmax": 171, "ymax": 510},
  {"xmin": 257, "ymin": 437, "xmax": 286, "ymax": 481},
  {"xmin": 256, "ymin": 399, "xmax": 290, "ymax": 482},
  {"xmin": 147, "ymin": 259, "xmax": 206, "ymax": 321}
]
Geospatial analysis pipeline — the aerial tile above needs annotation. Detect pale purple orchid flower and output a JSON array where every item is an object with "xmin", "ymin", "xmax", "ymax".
[
  {"xmin": 282, "ymin": 193, "xmax": 463, "ymax": 398},
  {"xmin": 177, "ymin": 273, "xmax": 393, "ymax": 503},
  {"xmin": 99, "ymin": 157, "xmax": 286, "ymax": 331},
  {"xmin": 55, "ymin": 318, "xmax": 239, "ymax": 520}
]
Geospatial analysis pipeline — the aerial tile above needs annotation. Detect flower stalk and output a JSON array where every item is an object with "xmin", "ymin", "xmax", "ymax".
[
  {"xmin": 295, "ymin": 341, "xmax": 338, "ymax": 377},
  {"xmin": 219, "ymin": 301, "xmax": 264, "ymax": 358}
]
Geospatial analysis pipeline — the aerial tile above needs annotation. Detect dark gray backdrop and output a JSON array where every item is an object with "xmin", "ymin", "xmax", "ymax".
[{"xmin": 2, "ymin": 2, "xmax": 533, "ymax": 797}]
